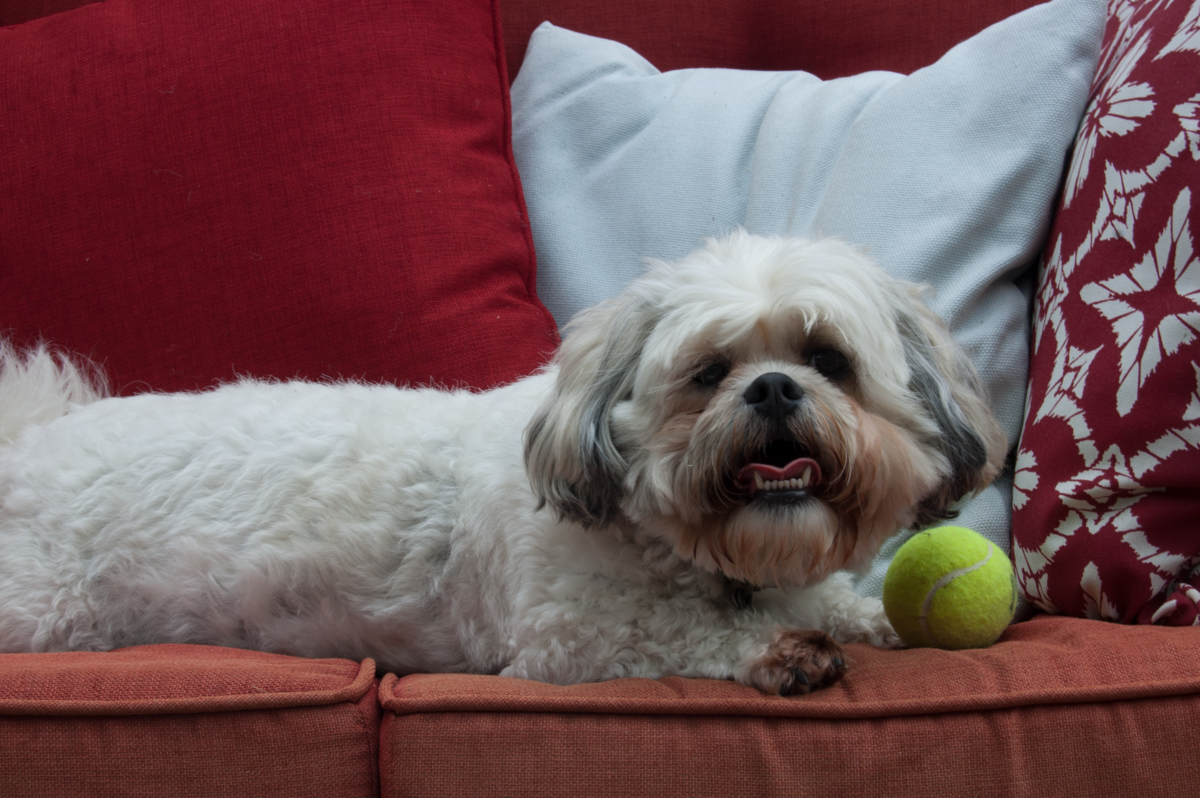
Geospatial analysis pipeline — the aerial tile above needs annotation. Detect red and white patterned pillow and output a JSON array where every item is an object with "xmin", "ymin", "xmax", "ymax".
[{"xmin": 1013, "ymin": 0, "xmax": 1200, "ymax": 625}]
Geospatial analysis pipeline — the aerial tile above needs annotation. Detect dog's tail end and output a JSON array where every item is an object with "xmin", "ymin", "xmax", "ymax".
[{"xmin": 0, "ymin": 341, "xmax": 109, "ymax": 445}]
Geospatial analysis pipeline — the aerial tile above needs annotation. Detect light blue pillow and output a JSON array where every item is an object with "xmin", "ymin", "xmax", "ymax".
[{"xmin": 510, "ymin": 0, "xmax": 1103, "ymax": 598}]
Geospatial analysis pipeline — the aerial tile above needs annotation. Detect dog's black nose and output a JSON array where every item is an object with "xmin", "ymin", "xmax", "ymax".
[{"xmin": 743, "ymin": 372, "xmax": 804, "ymax": 420}]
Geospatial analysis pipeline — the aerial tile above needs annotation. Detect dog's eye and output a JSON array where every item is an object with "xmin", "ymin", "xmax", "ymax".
[
  {"xmin": 810, "ymin": 348, "xmax": 850, "ymax": 377},
  {"xmin": 694, "ymin": 362, "xmax": 729, "ymax": 388}
]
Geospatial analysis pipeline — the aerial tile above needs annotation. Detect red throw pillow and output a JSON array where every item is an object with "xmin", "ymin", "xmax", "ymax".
[
  {"xmin": 1013, "ymin": 0, "xmax": 1200, "ymax": 625},
  {"xmin": 0, "ymin": 0, "xmax": 558, "ymax": 394}
]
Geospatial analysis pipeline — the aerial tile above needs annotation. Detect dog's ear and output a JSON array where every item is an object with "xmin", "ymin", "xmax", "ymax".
[
  {"xmin": 524, "ymin": 292, "xmax": 656, "ymax": 528},
  {"xmin": 894, "ymin": 289, "xmax": 1008, "ymax": 527}
]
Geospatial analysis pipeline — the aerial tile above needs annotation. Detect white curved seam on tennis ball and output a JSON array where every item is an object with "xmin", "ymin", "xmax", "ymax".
[{"xmin": 918, "ymin": 542, "xmax": 993, "ymax": 646}]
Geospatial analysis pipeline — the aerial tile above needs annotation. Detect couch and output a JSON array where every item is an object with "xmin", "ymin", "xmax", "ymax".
[{"xmin": 1, "ymin": 0, "xmax": 1198, "ymax": 794}]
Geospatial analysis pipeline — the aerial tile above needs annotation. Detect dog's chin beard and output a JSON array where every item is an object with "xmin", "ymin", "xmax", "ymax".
[
  {"xmin": 655, "ymin": 498, "xmax": 848, "ymax": 589},
  {"xmin": 624, "ymin": 414, "xmax": 860, "ymax": 587},
  {"xmin": 644, "ymin": 441, "xmax": 854, "ymax": 587}
]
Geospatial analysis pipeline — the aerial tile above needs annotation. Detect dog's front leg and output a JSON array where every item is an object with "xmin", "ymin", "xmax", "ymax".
[
  {"xmin": 755, "ymin": 572, "xmax": 903, "ymax": 649},
  {"xmin": 497, "ymin": 597, "xmax": 852, "ymax": 695}
]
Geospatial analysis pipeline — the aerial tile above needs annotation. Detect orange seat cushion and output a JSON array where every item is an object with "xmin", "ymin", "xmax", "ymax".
[
  {"xmin": 0, "ymin": 645, "xmax": 380, "ymax": 797},
  {"xmin": 379, "ymin": 615, "xmax": 1200, "ymax": 796}
]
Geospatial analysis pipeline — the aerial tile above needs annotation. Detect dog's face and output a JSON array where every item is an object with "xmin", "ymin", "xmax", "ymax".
[{"xmin": 525, "ymin": 232, "xmax": 1006, "ymax": 588}]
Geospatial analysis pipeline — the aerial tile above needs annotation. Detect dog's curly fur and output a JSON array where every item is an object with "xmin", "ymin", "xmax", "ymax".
[{"xmin": 0, "ymin": 232, "xmax": 1005, "ymax": 693}]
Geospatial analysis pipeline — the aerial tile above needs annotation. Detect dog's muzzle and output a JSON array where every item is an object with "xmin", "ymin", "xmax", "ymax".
[{"xmin": 735, "ymin": 373, "xmax": 824, "ymax": 502}]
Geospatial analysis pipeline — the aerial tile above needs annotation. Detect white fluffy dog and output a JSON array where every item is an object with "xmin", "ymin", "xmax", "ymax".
[{"xmin": 0, "ymin": 232, "xmax": 1005, "ymax": 694}]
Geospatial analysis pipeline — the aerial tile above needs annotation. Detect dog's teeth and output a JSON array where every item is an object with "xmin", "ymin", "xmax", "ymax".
[
  {"xmin": 801, "ymin": 467, "xmax": 812, "ymax": 486},
  {"xmin": 755, "ymin": 473, "xmax": 765, "ymax": 491}
]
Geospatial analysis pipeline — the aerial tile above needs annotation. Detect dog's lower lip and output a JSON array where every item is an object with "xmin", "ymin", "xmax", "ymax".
[{"xmin": 751, "ymin": 489, "xmax": 816, "ymax": 506}]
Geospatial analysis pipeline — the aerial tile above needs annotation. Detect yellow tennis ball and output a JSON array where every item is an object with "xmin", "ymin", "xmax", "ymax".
[{"xmin": 882, "ymin": 526, "xmax": 1017, "ymax": 650}]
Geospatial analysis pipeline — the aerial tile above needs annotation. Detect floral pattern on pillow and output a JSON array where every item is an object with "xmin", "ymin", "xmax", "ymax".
[{"xmin": 1013, "ymin": 0, "xmax": 1200, "ymax": 625}]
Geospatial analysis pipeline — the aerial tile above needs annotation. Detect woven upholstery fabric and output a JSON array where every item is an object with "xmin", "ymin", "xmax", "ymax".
[
  {"xmin": 1013, "ymin": 0, "xmax": 1200, "ymax": 625},
  {"xmin": 0, "ymin": 645, "xmax": 380, "ymax": 797},
  {"xmin": 379, "ymin": 615, "xmax": 1200, "ymax": 796},
  {"xmin": 501, "ymin": 0, "xmax": 1045, "ymax": 82},
  {"xmin": 0, "ymin": 0, "xmax": 558, "ymax": 394},
  {"xmin": 3, "ymin": 0, "xmax": 1047, "ymax": 79},
  {"xmin": 0, "ymin": 644, "xmax": 375, "ymax": 714},
  {"xmin": 0, "ymin": 0, "xmax": 96, "ymax": 26}
]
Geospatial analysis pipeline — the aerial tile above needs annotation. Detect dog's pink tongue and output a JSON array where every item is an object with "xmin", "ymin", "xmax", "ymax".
[{"xmin": 737, "ymin": 458, "xmax": 822, "ymax": 492}]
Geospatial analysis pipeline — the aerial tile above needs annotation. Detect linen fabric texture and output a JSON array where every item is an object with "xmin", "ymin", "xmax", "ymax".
[
  {"xmin": 378, "ymin": 616, "xmax": 1200, "ymax": 797},
  {"xmin": 510, "ymin": 0, "xmax": 1105, "ymax": 597},
  {"xmin": 0, "ymin": 0, "xmax": 558, "ymax": 394},
  {"xmin": 1014, "ymin": 0, "xmax": 1200, "ymax": 625},
  {"xmin": 0, "ymin": 645, "xmax": 380, "ymax": 797},
  {"xmin": 498, "ymin": 0, "xmax": 1046, "ymax": 84}
]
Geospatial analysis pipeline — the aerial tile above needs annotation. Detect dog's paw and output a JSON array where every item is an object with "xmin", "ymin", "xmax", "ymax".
[
  {"xmin": 738, "ymin": 629, "xmax": 849, "ymax": 696},
  {"xmin": 824, "ymin": 594, "xmax": 903, "ymax": 649},
  {"xmin": 855, "ymin": 596, "xmax": 903, "ymax": 649},
  {"xmin": 876, "ymin": 620, "xmax": 904, "ymax": 650}
]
